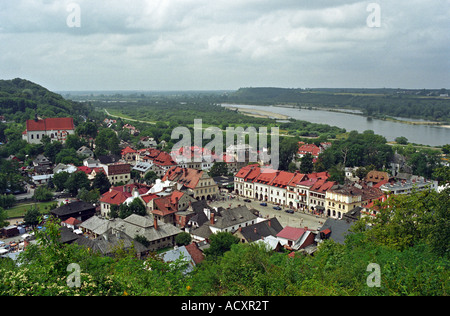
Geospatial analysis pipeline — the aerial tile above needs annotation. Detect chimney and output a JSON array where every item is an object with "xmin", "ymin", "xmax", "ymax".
[
  {"xmin": 268, "ymin": 219, "xmax": 271, "ymax": 227},
  {"xmin": 254, "ymin": 227, "xmax": 257, "ymax": 234},
  {"xmin": 154, "ymin": 217, "xmax": 158, "ymax": 230},
  {"xmin": 210, "ymin": 212, "xmax": 215, "ymax": 225}
]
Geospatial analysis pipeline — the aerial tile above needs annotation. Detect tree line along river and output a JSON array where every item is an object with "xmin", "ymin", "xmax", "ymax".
[{"xmin": 222, "ymin": 104, "xmax": 450, "ymax": 147}]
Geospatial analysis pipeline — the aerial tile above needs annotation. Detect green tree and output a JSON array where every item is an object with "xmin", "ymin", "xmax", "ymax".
[
  {"xmin": 77, "ymin": 188, "xmax": 100, "ymax": 203},
  {"xmin": 64, "ymin": 134, "xmax": 86, "ymax": 151},
  {"xmin": 23, "ymin": 206, "xmax": 41, "ymax": 227},
  {"xmin": 432, "ymin": 166, "xmax": 450, "ymax": 185},
  {"xmin": 395, "ymin": 136, "xmax": 408, "ymax": 145},
  {"xmin": 0, "ymin": 207, "xmax": 8, "ymax": 228},
  {"xmin": 144, "ymin": 171, "xmax": 158, "ymax": 184},
  {"xmin": 203, "ymin": 232, "xmax": 239, "ymax": 259},
  {"xmin": 52, "ymin": 171, "xmax": 70, "ymax": 192},
  {"xmin": 442, "ymin": 144, "xmax": 450, "ymax": 155},
  {"xmin": 65, "ymin": 171, "xmax": 90, "ymax": 196},
  {"xmin": 44, "ymin": 141, "xmax": 63, "ymax": 164},
  {"xmin": 55, "ymin": 148, "xmax": 83, "ymax": 166},
  {"xmin": 76, "ymin": 121, "xmax": 98, "ymax": 139},
  {"xmin": 0, "ymin": 194, "xmax": 16, "ymax": 209},
  {"xmin": 299, "ymin": 153, "xmax": 314, "ymax": 174},
  {"xmin": 279, "ymin": 138, "xmax": 299, "ymax": 171},
  {"xmin": 328, "ymin": 164, "xmax": 345, "ymax": 184},
  {"xmin": 175, "ymin": 232, "xmax": 192, "ymax": 246},
  {"xmin": 95, "ymin": 128, "xmax": 120, "ymax": 156},
  {"xmin": 209, "ymin": 162, "xmax": 229, "ymax": 177},
  {"xmin": 32, "ymin": 185, "xmax": 53, "ymax": 202},
  {"xmin": 91, "ymin": 171, "xmax": 111, "ymax": 194}
]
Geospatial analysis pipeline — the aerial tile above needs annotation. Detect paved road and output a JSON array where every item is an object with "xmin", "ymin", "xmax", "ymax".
[{"xmin": 209, "ymin": 196, "xmax": 325, "ymax": 231}]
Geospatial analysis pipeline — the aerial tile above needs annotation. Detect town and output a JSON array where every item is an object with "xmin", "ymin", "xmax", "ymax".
[
  {"xmin": 1, "ymin": 114, "xmax": 445, "ymax": 264},
  {"xmin": 0, "ymin": 79, "xmax": 449, "ymax": 297}
]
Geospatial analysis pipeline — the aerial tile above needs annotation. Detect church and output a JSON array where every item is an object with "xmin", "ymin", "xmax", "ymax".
[{"xmin": 22, "ymin": 117, "xmax": 75, "ymax": 144}]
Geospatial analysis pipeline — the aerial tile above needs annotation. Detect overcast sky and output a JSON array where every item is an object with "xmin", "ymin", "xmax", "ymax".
[{"xmin": 0, "ymin": 0, "xmax": 449, "ymax": 91}]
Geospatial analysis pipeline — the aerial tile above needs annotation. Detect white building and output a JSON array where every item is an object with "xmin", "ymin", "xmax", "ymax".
[{"xmin": 22, "ymin": 117, "xmax": 75, "ymax": 144}]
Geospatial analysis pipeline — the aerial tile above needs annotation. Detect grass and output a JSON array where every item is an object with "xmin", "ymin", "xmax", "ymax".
[{"xmin": 6, "ymin": 201, "xmax": 57, "ymax": 219}]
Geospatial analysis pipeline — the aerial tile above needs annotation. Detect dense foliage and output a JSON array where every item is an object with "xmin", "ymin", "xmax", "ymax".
[
  {"xmin": 315, "ymin": 130, "xmax": 394, "ymax": 170},
  {"xmin": 0, "ymin": 78, "xmax": 93, "ymax": 124},
  {"xmin": 0, "ymin": 189, "xmax": 448, "ymax": 296}
]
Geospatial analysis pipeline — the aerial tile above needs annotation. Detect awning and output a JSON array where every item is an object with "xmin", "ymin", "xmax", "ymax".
[
  {"xmin": 320, "ymin": 228, "xmax": 331, "ymax": 236},
  {"xmin": 21, "ymin": 233, "xmax": 31, "ymax": 239}
]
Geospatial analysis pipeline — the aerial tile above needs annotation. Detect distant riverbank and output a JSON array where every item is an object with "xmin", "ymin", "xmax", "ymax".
[
  {"xmin": 225, "ymin": 106, "xmax": 291, "ymax": 120},
  {"xmin": 225, "ymin": 103, "xmax": 450, "ymax": 128},
  {"xmin": 221, "ymin": 103, "xmax": 450, "ymax": 146}
]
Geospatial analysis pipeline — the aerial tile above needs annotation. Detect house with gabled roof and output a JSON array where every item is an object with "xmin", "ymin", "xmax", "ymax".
[
  {"xmin": 276, "ymin": 226, "xmax": 316, "ymax": 250},
  {"xmin": 189, "ymin": 205, "xmax": 259, "ymax": 241},
  {"xmin": 163, "ymin": 166, "xmax": 219, "ymax": 201},
  {"xmin": 99, "ymin": 183, "xmax": 150, "ymax": 218},
  {"xmin": 50, "ymin": 201, "xmax": 96, "ymax": 222},
  {"xmin": 77, "ymin": 146, "xmax": 94, "ymax": 158},
  {"xmin": 297, "ymin": 142, "xmax": 322, "ymax": 159},
  {"xmin": 22, "ymin": 117, "xmax": 75, "ymax": 144},
  {"xmin": 253, "ymin": 168, "xmax": 278, "ymax": 202},
  {"xmin": 267, "ymin": 171, "xmax": 296, "ymax": 205},
  {"xmin": 121, "ymin": 146, "xmax": 138, "ymax": 164},
  {"xmin": 233, "ymin": 217, "xmax": 283, "ymax": 243},
  {"xmin": 286, "ymin": 172, "xmax": 307, "ymax": 209},
  {"xmin": 234, "ymin": 164, "xmax": 261, "ymax": 198},
  {"xmin": 79, "ymin": 214, "xmax": 182, "ymax": 253}
]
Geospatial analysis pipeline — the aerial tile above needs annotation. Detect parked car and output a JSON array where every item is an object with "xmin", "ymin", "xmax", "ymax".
[
  {"xmin": 285, "ymin": 209, "xmax": 294, "ymax": 214},
  {"xmin": 273, "ymin": 206, "xmax": 282, "ymax": 210},
  {"xmin": 243, "ymin": 199, "xmax": 251, "ymax": 203},
  {"xmin": 260, "ymin": 202, "xmax": 267, "ymax": 206}
]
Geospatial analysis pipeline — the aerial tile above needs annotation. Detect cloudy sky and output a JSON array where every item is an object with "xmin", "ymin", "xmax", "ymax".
[{"xmin": 0, "ymin": 0, "xmax": 449, "ymax": 91}]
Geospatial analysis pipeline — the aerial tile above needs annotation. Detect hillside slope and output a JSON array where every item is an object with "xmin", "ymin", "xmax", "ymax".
[{"xmin": 0, "ymin": 78, "xmax": 92, "ymax": 124}]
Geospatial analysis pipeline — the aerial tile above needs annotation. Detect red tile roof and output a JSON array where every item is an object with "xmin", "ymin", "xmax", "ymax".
[
  {"xmin": 298, "ymin": 143, "xmax": 321, "ymax": 157},
  {"xmin": 288, "ymin": 172, "xmax": 307, "ymax": 186},
  {"xmin": 277, "ymin": 226, "xmax": 307, "ymax": 241},
  {"xmin": 270, "ymin": 171, "xmax": 295, "ymax": 188},
  {"xmin": 235, "ymin": 164, "xmax": 259, "ymax": 179},
  {"xmin": 121, "ymin": 146, "xmax": 137, "ymax": 155},
  {"xmin": 63, "ymin": 217, "xmax": 82, "ymax": 226},
  {"xmin": 170, "ymin": 190, "xmax": 184, "ymax": 205},
  {"xmin": 153, "ymin": 196, "xmax": 178, "ymax": 216},
  {"xmin": 99, "ymin": 190, "xmax": 130, "ymax": 205},
  {"xmin": 107, "ymin": 163, "xmax": 131, "ymax": 176},
  {"xmin": 163, "ymin": 166, "xmax": 204, "ymax": 189},
  {"xmin": 26, "ymin": 117, "xmax": 74, "ymax": 132},
  {"xmin": 153, "ymin": 151, "xmax": 177, "ymax": 166},
  {"xmin": 140, "ymin": 193, "xmax": 158, "ymax": 204},
  {"xmin": 185, "ymin": 243, "xmax": 205, "ymax": 264},
  {"xmin": 77, "ymin": 166, "xmax": 92, "ymax": 175},
  {"xmin": 254, "ymin": 169, "xmax": 278, "ymax": 185}
]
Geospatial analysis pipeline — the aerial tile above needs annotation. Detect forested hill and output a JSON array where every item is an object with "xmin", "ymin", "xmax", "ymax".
[
  {"xmin": 0, "ymin": 78, "xmax": 92, "ymax": 124},
  {"xmin": 223, "ymin": 87, "xmax": 450, "ymax": 121}
]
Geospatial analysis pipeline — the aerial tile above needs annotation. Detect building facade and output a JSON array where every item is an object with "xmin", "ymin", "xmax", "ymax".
[{"xmin": 22, "ymin": 117, "xmax": 75, "ymax": 144}]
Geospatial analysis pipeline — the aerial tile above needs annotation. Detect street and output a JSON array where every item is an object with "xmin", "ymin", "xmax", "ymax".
[{"xmin": 208, "ymin": 195, "xmax": 325, "ymax": 231}]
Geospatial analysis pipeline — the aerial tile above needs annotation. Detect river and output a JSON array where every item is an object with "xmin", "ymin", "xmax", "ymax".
[{"xmin": 222, "ymin": 104, "xmax": 450, "ymax": 146}]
